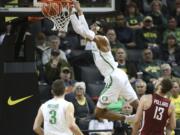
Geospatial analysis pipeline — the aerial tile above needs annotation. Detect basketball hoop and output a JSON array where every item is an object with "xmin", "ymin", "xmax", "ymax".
[{"xmin": 41, "ymin": 0, "xmax": 73, "ymax": 32}]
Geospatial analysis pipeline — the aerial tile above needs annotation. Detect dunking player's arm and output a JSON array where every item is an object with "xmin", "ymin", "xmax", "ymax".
[
  {"xmin": 66, "ymin": 102, "xmax": 83, "ymax": 135},
  {"xmin": 70, "ymin": 1, "xmax": 110, "ymax": 52}
]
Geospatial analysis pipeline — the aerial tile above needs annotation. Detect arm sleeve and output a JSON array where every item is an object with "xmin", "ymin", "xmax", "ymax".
[
  {"xmin": 70, "ymin": 14, "xmax": 95, "ymax": 41},
  {"xmin": 79, "ymin": 15, "xmax": 89, "ymax": 30},
  {"xmin": 70, "ymin": 14, "xmax": 84, "ymax": 36}
]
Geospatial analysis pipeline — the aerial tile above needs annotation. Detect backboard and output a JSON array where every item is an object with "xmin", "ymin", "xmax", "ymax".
[
  {"xmin": 0, "ymin": 0, "xmax": 115, "ymax": 17},
  {"xmin": 0, "ymin": 0, "xmax": 41, "ymax": 16},
  {"xmin": 79, "ymin": 0, "xmax": 115, "ymax": 12},
  {"xmin": 33, "ymin": 0, "xmax": 115, "ymax": 12}
]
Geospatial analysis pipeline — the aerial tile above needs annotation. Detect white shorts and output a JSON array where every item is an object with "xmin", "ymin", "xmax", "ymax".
[{"xmin": 97, "ymin": 68, "xmax": 138, "ymax": 109}]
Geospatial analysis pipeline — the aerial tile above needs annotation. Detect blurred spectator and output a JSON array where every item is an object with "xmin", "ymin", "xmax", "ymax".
[
  {"xmin": 114, "ymin": 13, "xmax": 137, "ymax": 49},
  {"xmin": 116, "ymin": 0, "xmax": 128, "ymax": 13},
  {"xmin": 44, "ymin": 49, "xmax": 69, "ymax": 84},
  {"xmin": 149, "ymin": 0, "xmax": 167, "ymax": 32},
  {"xmin": 163, "ymin": 17, "xmax": 180, "ymax": 45},
  {"xmin": 35, "ymin": 32, "xmax": 49, "ymax": 51},
  {"xmin": 0, "ymin": 32, "xmax": 5, "ymax": 45},
  {"xmin": 126, "ymin": 0, "xmax": 142, "ymax": 12},
  {"xmin": 59, "ymin": 66, "xmax": 76, "ymax": 94},
  {"xmin": 42, "ymin": 35, "xmax": 67, "ymax": 65},
  {"xmin": 170, "ymin": 80, "xmax": 180, "ymax": 110},
  {"xmin": 175, "ymin": 0, "xmax": 180, "ymax": 27},
  {"xmin": 134, "ymin": 79, "xmax": 147, "ymax": 99},
  {"xmin": 107, "ymin": 97, "xmax": 133, "ymax": 135},
  {"xmin": 140, "ymin": 0, "xmax": 152, "ymax": 15},
  {"xmin": 105, "ymin": 28, "xmax": 125, "ymax": 56},
  {"xmin": 136, "ymin": 16, "xmax": 161, "ymax": 57},
  {"xmin": 169, "ymin": 80, "xmax": 180, "ymax": 131},
  {"xmin": 160, "ymin": 63, "xmax": 180, "ymax": 83},
  {"xmin": 35, "ymin": 32, "xmax": 49, "ymax": 81},
  {"xmin": 0, "ymin": 23, "xmax": 11, "ymax": 45},
  {"xmin": 115, "ymin": 48, "xmax": 137, "ymax": 83},
  {"xmin": 166, "ymin": 0, "xmax": 176, "ymax": 16},
  {"xmin": 73, "ymin": 82, "xmax": 95, "ymax": 115},
  {"xmin": 118, "ymin": 102, "xmax": 133, "ymax": 135},
  {"xmin": 58, "ymin": 31, "xmax": 70, "ymax": 52},
  {"xmin": 58, "ymin": 31, "xmax": 81, "ymax": 56},
  {"xmin": 125, "ymin": 2, "xmax": 143, "ymax": 30},
  {"xmin": 121, "ymin": 103, "xmax": 133, "ymax": 115},
  {"xmin": 161, "ymin": 32, "xmax": 180, "ymax": 67},
  {"xmin": 106, "ymin": 97, "xmax": 134, "ymax": 134},
  {"xmin": 138, "ymin": 49, "xmax": 163, "ymax": 91},
  {"xmin": 70, "ymin": 82, "xmax": 95, "ymax": 131},
  {"xmin": 107, "ymin": 97, "xmax": 133, "ymax": 115},
  {"xmin": 139, "ymin": 0, "xmax": 168, "ymax": 15}
]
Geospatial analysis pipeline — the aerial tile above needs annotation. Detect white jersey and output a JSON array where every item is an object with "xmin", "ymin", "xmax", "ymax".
[
  {"xmin": 40, "ymin": 98, "xmax": 73, "ymax": 135},
  {"xmin": 90, "ymin": 41, "xmax": 118, "ymax": 77},
  {"xmin": 70, "ymin": 14, "xmax": 138, "ymax": 108}
]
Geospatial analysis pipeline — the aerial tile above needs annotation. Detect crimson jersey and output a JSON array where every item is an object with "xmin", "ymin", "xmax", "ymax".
[{"xmin": 139, "ymin": 94, "xmax": 170, "ymax": 135}]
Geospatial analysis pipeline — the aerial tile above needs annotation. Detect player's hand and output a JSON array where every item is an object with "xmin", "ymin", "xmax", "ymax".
[
  {"xmin": 73, "ymin": 0, "xmax": 81, "ymax": 12},
  {"xmin": 125, "ymin": 114, "xmax": 135, "ymax": 126},
  {"xmin": 69, "ymin": 5, "xmax": 74, "ymax": 15}
]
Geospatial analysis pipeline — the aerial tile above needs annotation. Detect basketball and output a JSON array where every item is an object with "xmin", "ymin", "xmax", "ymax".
[{"xmin": 42, "ymin": 2, "xmax": 61, "ymax": 16}]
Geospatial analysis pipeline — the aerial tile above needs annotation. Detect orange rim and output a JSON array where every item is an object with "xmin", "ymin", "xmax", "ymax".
[
  {"xmin": 41, "ymin": 0, "xmax": 73, "ymax": 17},
  {"xmin": 41, "ymin": 0, "xmax": 73, "ymax": 6}
]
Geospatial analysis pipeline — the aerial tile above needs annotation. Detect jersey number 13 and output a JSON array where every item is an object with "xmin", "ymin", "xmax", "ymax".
[{"xmin": 153, "ymin": 106, "xmax": 164, "ymax": 120}]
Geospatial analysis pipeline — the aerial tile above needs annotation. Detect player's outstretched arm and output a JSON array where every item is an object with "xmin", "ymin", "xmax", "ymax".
[
  {"xmin": 70, "ymin": 13, "xmax": 95, "ymax": 41},
  {"xmin": 70, "ymin": 1, "xmax": 95, "ymax": 41},
  {"xmin": 73, "ymin": 0, "xmax": 89, "ymax": 30},
  {"xmin": 70, "ymin": 13, "xmax": 84, "ymax": 36},
  {"xmin": 70, "ymin": 1, "xmax": 110, "ymax": 52}
]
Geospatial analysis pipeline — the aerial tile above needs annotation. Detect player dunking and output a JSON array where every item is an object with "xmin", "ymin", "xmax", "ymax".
[
  {"xmin": 33, "ymin": 79, "xmax": 83, "ymax": 135},
  {"xmin": 132, "ymin": 78, "xmax": 176, "ymax": 135},
  {"xmin": 70, "ymin": 1, "xmax": 139, "ymax": 122}
]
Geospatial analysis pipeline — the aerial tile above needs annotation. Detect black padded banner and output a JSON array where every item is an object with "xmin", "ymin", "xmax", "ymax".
[{"xmin": 0, "ymin": 73, "xmax": 41, "ymax": 135}]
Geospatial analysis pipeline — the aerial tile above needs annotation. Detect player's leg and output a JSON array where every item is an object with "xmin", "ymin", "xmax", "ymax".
[
  {"xmin": 95, "ymin": 76, "xmax": 126, "ymax": 121},
  {"xmin": 95, "ymin": 107, "xmax": 126, "ymax": 121},
  {"xmin": 116, "ymin": 69, "xmax": 139, "ymax": 109}
]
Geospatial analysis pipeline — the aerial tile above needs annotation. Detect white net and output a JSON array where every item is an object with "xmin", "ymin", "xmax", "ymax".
[
  {"xmin": 47, "ymin": 6, "xmax": 70, "ymax": 32},
  {"xmin": 42, "ymin": 2, "xmax": 71, "ymax": 32}
]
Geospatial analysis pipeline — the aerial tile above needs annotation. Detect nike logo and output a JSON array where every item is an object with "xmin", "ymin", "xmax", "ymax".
[{"xmin": 7, "ymin": 95, "xmax": 33, "ymax": 106}]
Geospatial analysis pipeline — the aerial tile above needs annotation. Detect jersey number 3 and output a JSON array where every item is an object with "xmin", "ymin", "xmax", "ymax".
[
  {"xmin": 49, "ymin": 110, "xmax": 57, "ymax": 124},
  {"xmin": 153, "ymin": 106, "xmax": 164, "ymax": 120}
]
